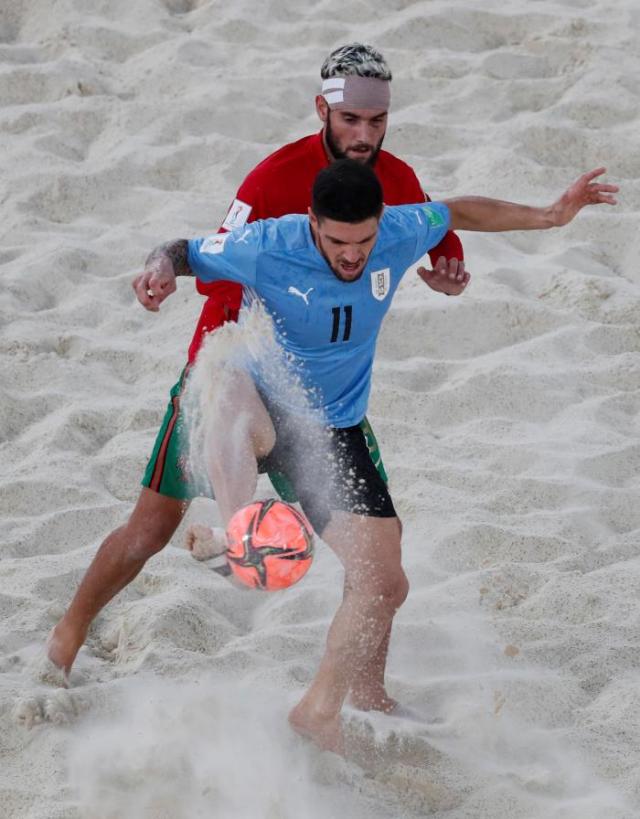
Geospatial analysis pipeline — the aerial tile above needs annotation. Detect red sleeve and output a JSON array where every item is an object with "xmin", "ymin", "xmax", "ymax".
[{"xmin": 427, "ymin": 230, "xmax": 464, "ymax": 265}]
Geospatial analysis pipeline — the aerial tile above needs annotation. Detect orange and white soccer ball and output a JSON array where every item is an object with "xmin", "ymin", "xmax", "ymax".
[{"xmin": 225, "ymin": 499, "xmax": 315, "ymax": 590}]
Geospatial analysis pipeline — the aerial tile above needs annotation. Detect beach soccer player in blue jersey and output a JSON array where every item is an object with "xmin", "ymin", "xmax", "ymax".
[
  {"xmin": 142, "ymin": 159, "xmax": 617, "ymax": 753},
  {"xmin": 46, "ymin": 43, "xmax": 470, "ymax": 684}
]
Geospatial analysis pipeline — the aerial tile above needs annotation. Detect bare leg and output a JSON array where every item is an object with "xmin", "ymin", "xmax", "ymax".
[
  {"xmin": 289, "ymin": 513, "xmax": 408, "ymax": 753},
  {"xmin": 348, "ymin": 623, "xmax": 397, "ymax": 712},
  {"xmin": 348, "ymin": 515, "xmax": 403, "ymax": 712},
  {"xmin": 197, "ymin": 376, "xmax": 406, "ymax": 746},
  {"xmin": 50, "ymin": 372, "xmax": 275, "ymax": 676},
  {"xmin": 47, "ymin": 488, "xmax": 186, "ymax": 675},
  {"xmin": 202, "ymin": 371, "xmax": 275, "ymax": 525}
]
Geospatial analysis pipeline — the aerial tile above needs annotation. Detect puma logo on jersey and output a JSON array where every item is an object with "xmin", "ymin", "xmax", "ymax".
[
  {"xmin": 288, "ymin": 286, "xmax": 314, "ymax": 306},
  {"xmin": 234, "ymin": 228, "xmax": 252, "ymax": 244}
]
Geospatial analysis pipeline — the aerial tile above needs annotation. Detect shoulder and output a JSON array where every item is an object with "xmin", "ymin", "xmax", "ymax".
[
  {"xmin": 234, "ymin": 134, "xmax": 323, "ymax": 219},
  {"xmin": 380, "ymin": 203, "xmax": 421, "ymax": 230},
  {"xmin": 374, "ymin": 150, "xmax": 427, "ymax": 204},
  {"xmin": 258, "ymin": 214, "xmax": 311, "ymax": 251},
  {"xmin": 376, "ymin": 150, "xmax": 420, "ymax": 183},
  {"xmin": 377, "ymin": 204, "xmax": 449, "ymax": 250}
]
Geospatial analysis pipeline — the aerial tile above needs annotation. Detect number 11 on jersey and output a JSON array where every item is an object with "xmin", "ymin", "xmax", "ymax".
[{"xmin": 330, "ymin": 305, "xmax": 353, "ymax": 343}]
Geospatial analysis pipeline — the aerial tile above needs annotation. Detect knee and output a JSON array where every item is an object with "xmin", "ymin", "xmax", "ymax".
[
  {"xmin": 383, "ymin": 569, "xmax": 409, "ymax": 610},
  {"xmin": 126, "ymin": 538, "xmax": 164, "ymax": 563},
  {"xmin": 356, "ymin": 568, "xmax": 409, "ymax": 613},
  {"xmin": 120, "ymin": 522, "xmax": 172, "ymax": 562}
]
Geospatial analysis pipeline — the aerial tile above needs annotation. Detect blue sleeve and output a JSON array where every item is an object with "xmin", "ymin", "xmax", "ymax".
[
  {"xmin": 412, "ymin": 202, "xmax": 451, "ymax": 260},
  {"xmin": 187, "ymin": 221, "xmax": 263, "ymax": 286}
]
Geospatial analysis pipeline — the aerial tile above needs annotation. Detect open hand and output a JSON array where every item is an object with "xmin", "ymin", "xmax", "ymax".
[
  {"xmin": 551, "ymin": 167, "xmax": 619, "ymax": 227},
  {"xmin": 417, "ymin": 256, "xmax": 470, "ymax": 296}
]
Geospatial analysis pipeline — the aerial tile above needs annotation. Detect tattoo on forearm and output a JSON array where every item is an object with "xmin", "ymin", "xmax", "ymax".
[{"xmin": 145, "ymin": 239, "xmax": 193, "ymax": 276}]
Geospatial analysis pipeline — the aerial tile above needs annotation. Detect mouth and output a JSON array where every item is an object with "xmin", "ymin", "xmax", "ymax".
[
  {"xmin": 347, "ymin": 145, "xmax": 373, "ymax": 159},
  {"xmin": 338, "ymin": 260, "xmax": 363, "ymax": 277}
]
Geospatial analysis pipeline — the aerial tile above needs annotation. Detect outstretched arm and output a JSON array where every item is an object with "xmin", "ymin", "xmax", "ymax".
[{"xmin": 444, "ymin": 168, "xmax": 618, "ymax": 232}]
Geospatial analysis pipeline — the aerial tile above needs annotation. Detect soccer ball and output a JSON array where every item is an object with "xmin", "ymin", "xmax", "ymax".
[{"xmin": 225, "ymin": 499, "xmax": 315, "ymax": 590}]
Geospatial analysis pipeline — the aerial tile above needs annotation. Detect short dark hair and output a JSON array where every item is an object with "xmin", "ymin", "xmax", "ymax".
[{"xmin": 311, "ymin": 159, "xmax": 383, "ymax": 223}]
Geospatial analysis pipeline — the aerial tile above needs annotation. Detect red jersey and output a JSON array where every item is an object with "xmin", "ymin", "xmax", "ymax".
[{"xmin": 187, "ymin": 131, "xmax": 463, "ymax": 362}]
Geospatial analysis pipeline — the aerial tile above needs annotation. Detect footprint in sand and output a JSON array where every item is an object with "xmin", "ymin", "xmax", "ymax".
[
  {"xmin": 12, "ymin": 687, "xmax": 84, "ymax": 728},
  {"xmin": 11, "ymin": 652, "xmax": 86, "ymax": 729}
]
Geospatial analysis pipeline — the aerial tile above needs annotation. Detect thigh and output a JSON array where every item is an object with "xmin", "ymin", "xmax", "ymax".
[
  {"xmin": 263, "ymin": 419, "xmax": 396, "ymax": 536},
  {"xmin": 145, "ymin": 368, "xmax": 276, "ymax": 499},
  {"xmin": 322, "ymin": 513, "xmax": 404, "ymax": 592},
  {"xmin": 329, "ymin": 425, "xmax": 396, "ymax": 517},
  {"xmin": 302, "ymin": 425, "xmax": 397, "ymax": 535},
  {"xmin": 265, "ymin": 414, "xmax": 393, "ymax": 508},
  {"xmin": 359, "ymin": 416, "xmax": 389, "ymax": 485},
  {"xmin": 214, "ymin": 370, "xmax": 276, "ymax": 459}
]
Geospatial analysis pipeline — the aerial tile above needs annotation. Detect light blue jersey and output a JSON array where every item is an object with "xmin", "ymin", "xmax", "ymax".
[{"xmin": 188, "ymin": 203, "xmax": 450, "ymax": 427}]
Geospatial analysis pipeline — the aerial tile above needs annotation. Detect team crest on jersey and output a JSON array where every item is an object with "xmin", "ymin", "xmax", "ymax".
[
  {"xmin": 370, "ymin": 268, "xmax": 390, "ymax": 301},
  {"xmin": 200, "ymin": 233, "xmax": 230, "ymax": 255},
  {"xmin": 222, "ymin": 198, "xmax": 252, "ymax": 231}
]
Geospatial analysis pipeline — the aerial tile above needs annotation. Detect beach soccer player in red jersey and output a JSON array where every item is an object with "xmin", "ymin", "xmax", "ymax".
[{"xmin": 45, "ymin": 44, "xmax": 468, "ymax": 704}]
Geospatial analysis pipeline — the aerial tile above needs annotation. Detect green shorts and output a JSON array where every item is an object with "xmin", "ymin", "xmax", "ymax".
[{"xmin": 141, "ymin": 368, "xmax": 389, "ymax": 503}]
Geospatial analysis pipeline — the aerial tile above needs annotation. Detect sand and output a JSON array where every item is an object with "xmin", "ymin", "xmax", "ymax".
[{"xmin": 1, "ymin": 0, "xmax": 639, "ymax": 816}]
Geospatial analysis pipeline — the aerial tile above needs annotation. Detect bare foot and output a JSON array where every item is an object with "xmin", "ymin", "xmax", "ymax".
[
  {"xmin": 289, "ymin": 702, "xmax": 345, "ymax": 756},
  {"xmin": 184, "ymin": 524, "xmax": 227, "ymax": 561},
  {"xmin": 348, "ymin": 683, "xmax": 398, "ymax": 714},
  {"xmin": 45, "ymin": 621, "xmax": 86, "ymax": 679}
]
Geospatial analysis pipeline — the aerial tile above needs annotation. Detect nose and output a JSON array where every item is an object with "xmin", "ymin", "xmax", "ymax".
[
  {"xmin": 353, "ymin": 120, "xmax": 375, "ymax": 145},
  {"xmin": 342, "ymin": 245, "xmax": 361, "ymax": 263}
]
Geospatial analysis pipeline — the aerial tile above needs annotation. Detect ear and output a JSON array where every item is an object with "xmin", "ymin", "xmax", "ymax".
[
  {"xmin": 315, "ymin": 95, "xmax": 329, "ymax": 123},
  {"xmin": 308, "ymin": 207, "xmax": 319, "ymax": 231}
]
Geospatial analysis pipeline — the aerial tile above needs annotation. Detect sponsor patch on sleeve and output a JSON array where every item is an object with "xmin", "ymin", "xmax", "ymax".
[
  {"xmin": 222, "ymin": 198, "xmax": 253, "ymax": 231},
  {"xmin": 200, "ymin": 233, "xmax": 230, "ymax": 255},
  {"xmin": 422, "ymin": 205, "xmax": 447, "ymax": 228}
]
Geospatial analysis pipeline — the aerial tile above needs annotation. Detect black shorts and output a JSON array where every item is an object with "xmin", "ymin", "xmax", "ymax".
[{"xmin": 257, "ymin": 398, "xmax": 397, "ymax": 535}]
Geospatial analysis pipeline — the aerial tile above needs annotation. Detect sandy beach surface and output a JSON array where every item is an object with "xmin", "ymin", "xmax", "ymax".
[{"xmin": 1, "ymin": 0, "xmax": 639, "ymax": 816}]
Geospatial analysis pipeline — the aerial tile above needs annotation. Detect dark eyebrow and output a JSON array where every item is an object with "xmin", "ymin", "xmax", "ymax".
[{"xmin": 325, "ymin": 231, "xmax": 377, "ymax": 245}]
